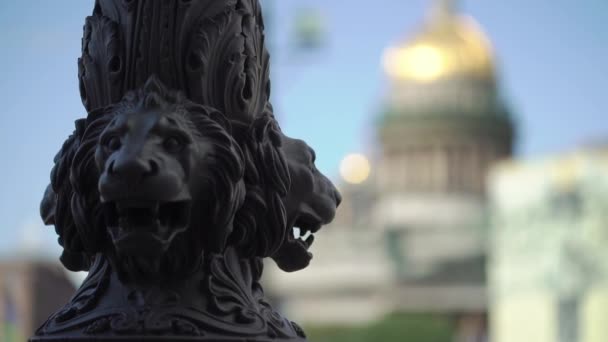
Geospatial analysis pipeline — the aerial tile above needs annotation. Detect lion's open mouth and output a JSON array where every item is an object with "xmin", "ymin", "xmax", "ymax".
[
  {"xmin": 290, "ymin": 213, "xmax": 322, "ymax": 250},
  {"xmin": 104, "ymin": 200, "xmax": 192, "ymax": 253}
]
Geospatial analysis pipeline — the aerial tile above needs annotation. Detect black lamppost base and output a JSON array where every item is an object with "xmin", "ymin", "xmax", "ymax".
[{"xmin": 32, "ymin": 1, "xmax": 338, "ymax": 341}]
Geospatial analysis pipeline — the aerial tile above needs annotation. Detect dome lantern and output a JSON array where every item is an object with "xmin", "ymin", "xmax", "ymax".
[{"xmin": 429, "ymin": 0, "xmax": 457, "ymax": 20}]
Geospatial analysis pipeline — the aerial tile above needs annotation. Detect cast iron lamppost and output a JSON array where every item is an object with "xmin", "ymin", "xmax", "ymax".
[{"xmin": 32, "ymin": 0, "xmax": 340, "ymax": 341}]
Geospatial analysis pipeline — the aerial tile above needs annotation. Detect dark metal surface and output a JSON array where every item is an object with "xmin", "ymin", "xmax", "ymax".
[{"xmin": 32, "ymin": 0, "xmax": 339, "ymax": 340}]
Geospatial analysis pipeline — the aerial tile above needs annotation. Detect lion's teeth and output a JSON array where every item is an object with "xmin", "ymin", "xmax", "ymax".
[
  {"xmin": 293, "ymin": 227, "xmax": 301, "ymax": 239},
  {"xmin": 301, "ymin": 230, "xmax": 312, "ymax": 241}
]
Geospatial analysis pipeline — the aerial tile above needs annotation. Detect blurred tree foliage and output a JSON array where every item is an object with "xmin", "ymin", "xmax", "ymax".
[{"xmin": 304, "ymin": 313, "xmax": 454, "ymax": 342}]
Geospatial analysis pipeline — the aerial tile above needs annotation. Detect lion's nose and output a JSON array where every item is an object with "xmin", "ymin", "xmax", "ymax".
[
  {"xmin": 108, "ymin": 156, "xmax": 159, "ymax": 183},
  {"xmin": 333, "ymin": 188, "xmax": 342, "ymax": 207}
]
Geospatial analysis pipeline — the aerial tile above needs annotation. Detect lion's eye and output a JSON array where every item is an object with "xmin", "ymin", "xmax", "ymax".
[
  {"xmin": 163, "ymin": 136, "xmax": 183, "ymax": 152},
  {"xmin": 107, "ymin": 136, "xmax": 121, "ymax": 151}
]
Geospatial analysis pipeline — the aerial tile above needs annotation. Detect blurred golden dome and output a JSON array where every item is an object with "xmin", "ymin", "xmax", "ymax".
[{"xmin": 383, "ymin": 0, "xmax": 495, "ymax": 82}]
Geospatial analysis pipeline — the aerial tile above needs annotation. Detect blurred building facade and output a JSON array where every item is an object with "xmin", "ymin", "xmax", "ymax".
[
  {"xmin": 489, "ymin": 147, "xmax": 608, "ymax": 342},
  {"xmin": 0, "ymin": 261, "xmax": 75, "ymax": 341},
  {"xmin": 267, "ymin": 1, "xmax": 514, "ymax": 341}
]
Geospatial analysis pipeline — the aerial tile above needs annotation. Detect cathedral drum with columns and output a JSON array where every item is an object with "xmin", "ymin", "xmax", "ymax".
[{"xmin": 266, "ymin": 0, "xmax": 515, "ymax": 341}]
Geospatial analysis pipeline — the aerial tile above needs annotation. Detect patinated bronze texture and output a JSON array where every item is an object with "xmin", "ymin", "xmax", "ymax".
[{"xmin": 32, "ymin": 0, "xmax": 339, "ymax": 341}]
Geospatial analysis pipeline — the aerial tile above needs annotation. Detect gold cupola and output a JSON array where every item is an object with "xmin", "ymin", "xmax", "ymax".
[{"xmin": 383, "ymin": 0, "xmax": 495, "ymax": 83}]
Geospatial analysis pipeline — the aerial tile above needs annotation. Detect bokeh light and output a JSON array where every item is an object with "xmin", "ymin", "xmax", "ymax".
[{"xmin": 339, "ymin": 153, "xmax": 371, "ymax": 184}]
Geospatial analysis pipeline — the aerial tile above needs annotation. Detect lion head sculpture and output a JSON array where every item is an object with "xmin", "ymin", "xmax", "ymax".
[
  {"xmin": 41, "ymin": 119, "xmax": 94, "ymax": 271},
  {"xmin": 47, "ymin": 76, "xmax": 246, "ymax": 279},
  {"xmin": 271, "ymin": 135, "xmax": 341, "ymax": 272},
  {"xmin": 228, "ymin": 113, "xmax": 291, "ymax": 259}
]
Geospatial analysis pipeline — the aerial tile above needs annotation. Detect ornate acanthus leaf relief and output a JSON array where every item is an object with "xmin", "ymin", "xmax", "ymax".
[
  {"xmin": 185, "ymin": 0, "xmax": 272, "ymax": 122},
  {"xmin": 82, "ymin": 311, "xmax": 203, "ymax": 337},
  {"xmin": 79, "ymin": 14, "xmax": 124, "ymax": 112},
  {"xmin": 35, "ymin": 252, "xmax": 304, "ymax": 339},
  {"xmin": 36, "ymin": 255, "xmax": 110, "ymax": 334},
  {"xmin": 79, "ymin": 0, "xmax": 272, "ymax": 123},
  {"xmin": 206, "ymin": 249, "xmax": 304, "ymax": 339}
]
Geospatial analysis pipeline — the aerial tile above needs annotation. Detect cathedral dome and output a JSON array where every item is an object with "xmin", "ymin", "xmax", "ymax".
[
  {"xmin": 376, "ymin": 1, "xmax": 515, "ymax": 197},
  {"xmin": 383, "ymin": 0, "xmax": 494, "ymax": 83}
]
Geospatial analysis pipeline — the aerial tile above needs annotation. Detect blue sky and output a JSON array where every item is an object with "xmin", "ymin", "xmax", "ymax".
[{"xmin": 0, "ymin": 0, "xmax": 606, "ymax": 255}]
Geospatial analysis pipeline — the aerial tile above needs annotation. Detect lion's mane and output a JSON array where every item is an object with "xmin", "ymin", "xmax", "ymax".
[
  {"xmin": 230, "ymin": 112, "xmax": 290, "ymax": 258},
  {"xmin": 47, "ymin": 77, "xmax": 247, "ymax": 272},
  {"xmin": 43, "ymin": 118, "xmax": 92, "ymax": 271}
]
